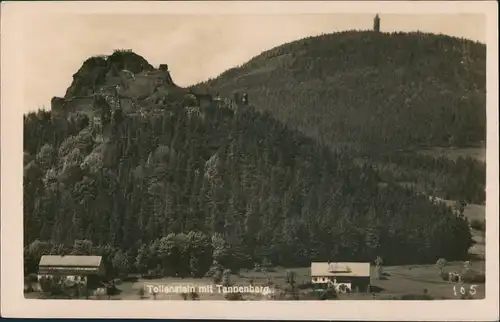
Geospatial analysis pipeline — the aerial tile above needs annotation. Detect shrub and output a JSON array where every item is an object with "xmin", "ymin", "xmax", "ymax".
[
  {"xmin": 399, "ymin": 293, "xmax": 434, "ymax": 300},
  {"xmin": 26, "ymin": 273, "xmax": 38, "ymax": 283},
  {"xmin": 225, "ymin": 292, "xmax": 244, "ymax": 301},
  {"xmin": 470, "ymin": 219, "xmax": 485, "ymax": 231},
  {"xmin": 205, "ymin": 262, "xmax": 223, "ymax": 281},
  {"xmin": 39, "ymin": 276, "xmax": 64, "ymax": 295},
  {"xmin": 319, "ymin": 288, "xmax": 338, "ymax": 300},
  {"xmin": 123, "ymin": 276, "xmax": 139, "ymax": 283},
  {"xmin": 261, "ymin": 258, "xmax": 273, "ymax": 268},
  {"xmin": 440, "ymin": 272, "xmax": 450, "ymax": 281},
  {"xmin": 297, "ymin": 282, "xmax": 313, "ymax": 290},
  {"xmin": 106, "ymin": 284, "xmax": 121, "ymax": 296},
  {"xmin": 461, "ymin": 271, "xmax": 485, "ymax": 283},
  {"xmin": 189, "ymin": 291, "xmax": 200, "ymax": 300},
  {"xmin": 113, "ymin": 49, "xmax": 133, "ymax": 53},
  {"xmin": 436, "ymin": 258, "xmax": 447, "ymax": 272},
  {"xmin": 212, "ymin": 270, "xmax": 222, "ymax": 284},
  {"xmin": 222, "ymin": 269, "xmax": 232, "ymax": 286},
  {"xmin": 24, "ymin": 284, "xmax": 34, "ymax": 293}
]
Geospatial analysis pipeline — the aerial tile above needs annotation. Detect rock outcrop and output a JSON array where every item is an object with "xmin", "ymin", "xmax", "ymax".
[{"xmin": 65, "ymin": 50, "xmax": 154, "ymax": 98}]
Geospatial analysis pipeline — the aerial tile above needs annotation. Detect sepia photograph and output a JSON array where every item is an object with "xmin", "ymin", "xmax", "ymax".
[{"xmin": 1, "ymin": 1, "xmax": 498, "ymax": 320}]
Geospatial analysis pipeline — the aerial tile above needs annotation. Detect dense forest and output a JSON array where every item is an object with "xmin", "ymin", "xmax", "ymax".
[
  {"xmin": 368, "ymin": 152, "xmax": 485, "ymax": 204},
  {"xmin": 197, "ymin": 31, "xmax": 486, "ymax": 150},
  {"xmin": 196, "ymin": 31, "xmax": 486, "ymax": 203},
  {"xmin": 23, "ymin": 48, "xmax": 474, "ymax": 278}
]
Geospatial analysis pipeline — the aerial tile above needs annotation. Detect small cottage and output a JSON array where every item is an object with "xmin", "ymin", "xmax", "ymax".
[
  {"xmin": 38, "ymin": 255, "xmax": 106, "ymax": 289},
  {"xmin": 310, "ymin": 262, "xmax": 371, "ymax": 292}
]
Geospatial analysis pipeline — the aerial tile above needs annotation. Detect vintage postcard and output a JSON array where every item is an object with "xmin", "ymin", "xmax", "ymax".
[{"xmin": 1, "ymin": 0, "xmax": 498, "ymax": 320}]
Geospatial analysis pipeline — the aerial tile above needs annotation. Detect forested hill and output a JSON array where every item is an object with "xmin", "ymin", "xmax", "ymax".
[
  {"xmin": 195, "ymin": 31, "xmax": 486, "ymax": 151},
  {"xmin": 24, "ymin": 50, "xmax": 472, "ymax": 277}
]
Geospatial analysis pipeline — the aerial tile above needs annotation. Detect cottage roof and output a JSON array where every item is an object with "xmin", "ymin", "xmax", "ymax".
[
  {"xmin": 39, "ymin": 255, "xmax": 102, "ymax": 267},
  {"xmin": 311, "ymin": 262, "xmax": 370, "ymax": 277}
]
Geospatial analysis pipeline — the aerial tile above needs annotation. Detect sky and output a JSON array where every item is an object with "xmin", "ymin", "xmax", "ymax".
[{"xmin": 6, "ymin": 3, "xmax": 488, "ymax": 112}]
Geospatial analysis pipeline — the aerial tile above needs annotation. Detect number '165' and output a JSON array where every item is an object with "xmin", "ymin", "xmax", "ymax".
[{"xmin": 453, "ymin": 285, "xmax": 477, "ymax": 296}]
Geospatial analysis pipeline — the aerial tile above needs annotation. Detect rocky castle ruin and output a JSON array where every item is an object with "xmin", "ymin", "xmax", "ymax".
[{"xmin": 50, "ymin": 50, "xmax": 251, "ymax": 143}]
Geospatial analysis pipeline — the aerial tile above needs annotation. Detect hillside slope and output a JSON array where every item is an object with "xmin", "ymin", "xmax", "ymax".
[
  {"xmin": 24, "ymin": 50, "xmax": 473, "ymax": 277},
  {"xmin": 197, "ymin": 31, "xmax": 486, "ymax": 151}
]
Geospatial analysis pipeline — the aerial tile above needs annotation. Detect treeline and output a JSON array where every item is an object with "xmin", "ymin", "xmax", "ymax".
[
  {"xmin": 365, "ymin": 152, "xmax": 486, "ymax": 204},
  {"xmin": 24, "ymin": 97, "xmax": 473, "ymax": 275},
  {"xmin": 197, "ymin": 31, "xmax": 486, "ymax": 150},
  {"xmin": 25, "ymin": 233, "xmax": 227, "ymax": 278}
]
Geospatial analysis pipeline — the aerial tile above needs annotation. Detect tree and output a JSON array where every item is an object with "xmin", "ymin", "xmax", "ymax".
[
  {"xmin": 138, "ymin": 287, "xmax": 145, "ymax": 299},
  {"xmin": 112, "ymin": 250, "xmax": 129, "ymax": 277},
  {"xmin": 72, "ymin": 239, "xmax": 93, "ymax": 255},
  {"xmin": 375, "ymin": 256, "xmax": 384, "ymax": 279},
  {"xmin": 285, "ymin": 270, "xmax": 299, "ymax": 300},
  {"xmin": 436, "ymin": 258, "xmax": 447, "ymax": 274},
  {"xmin": 222, "ymin": 269, "xmax": 231, "ymax": 286}
]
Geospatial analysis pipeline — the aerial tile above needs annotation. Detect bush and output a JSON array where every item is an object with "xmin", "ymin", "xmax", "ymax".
[
  {"xmin": 26, "ymin": 273, "xmax": 38, "ymax": 283},
  {"xmin": 440, "ymin": 272, "xmax": 450, "ymax": 281},
  {"xmin": 39, "ymin": 276, "xmax": 64, "ymax": 295},
  {"xmin": 225, "ymin": 292, "xmax": 244, "ymax": 301},
  {"xmin": 222, "ymin": 269, "xmax": 232, "ymax": 286},
  {"xmin": 297, "ymin": 282, "xmax": 313, "ymax": 290},
  {"xmin": 399, "ymin": 293, "xmax": 434, "ymax": 300},
  {"xmin": 205, "ymin": 263, "xmax": 223, "ymax": 280},
  {"xmin": 212, "ymin": 273, "xmax": 222, "ymax": 284},
  {"xmin": 461, "ymin": 271, "xmax": 485, "ymax": 283},
  {"xmin": 319, "ymin": 288, "xmax": 338, "ymax": 300},
  {"xmin": 189, "ymin": 291, "xmax": 200, "ymax": 300},
  {"xmin": 470, "ymin": 219, "xmax": 485, "ymax": 231},
  {"xmin": 123, "ymin": 276, "xmax": 139, "ymax": 283},
  {"xmin": 24, "ymin": 284, "xmax": 34, "ymax": 293},
  {"xmin": 106, "ymin": 284, "xmax": 121, "ymax": 296}
]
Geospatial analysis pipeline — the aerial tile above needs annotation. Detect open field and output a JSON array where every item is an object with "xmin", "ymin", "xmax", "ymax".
[{"xmin": 416, "ymin": 147, "xmax": 486, "ymax": 162}]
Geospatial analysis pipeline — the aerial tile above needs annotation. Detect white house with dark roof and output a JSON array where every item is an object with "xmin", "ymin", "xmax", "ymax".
[{"xmin": 310, "ymin": 262, "xmax": 371, "ymax": 292}]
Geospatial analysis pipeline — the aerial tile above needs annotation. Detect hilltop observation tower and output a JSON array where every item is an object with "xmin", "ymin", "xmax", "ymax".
[{"xmin": 373, "ymin": 14, "xmax": 381, "ymax": 32}]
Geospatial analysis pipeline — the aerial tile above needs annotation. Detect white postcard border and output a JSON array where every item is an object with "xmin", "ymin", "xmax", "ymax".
[{"xmin": 1, "ymin": 1, "xmax": 498, "ymax": 320}]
